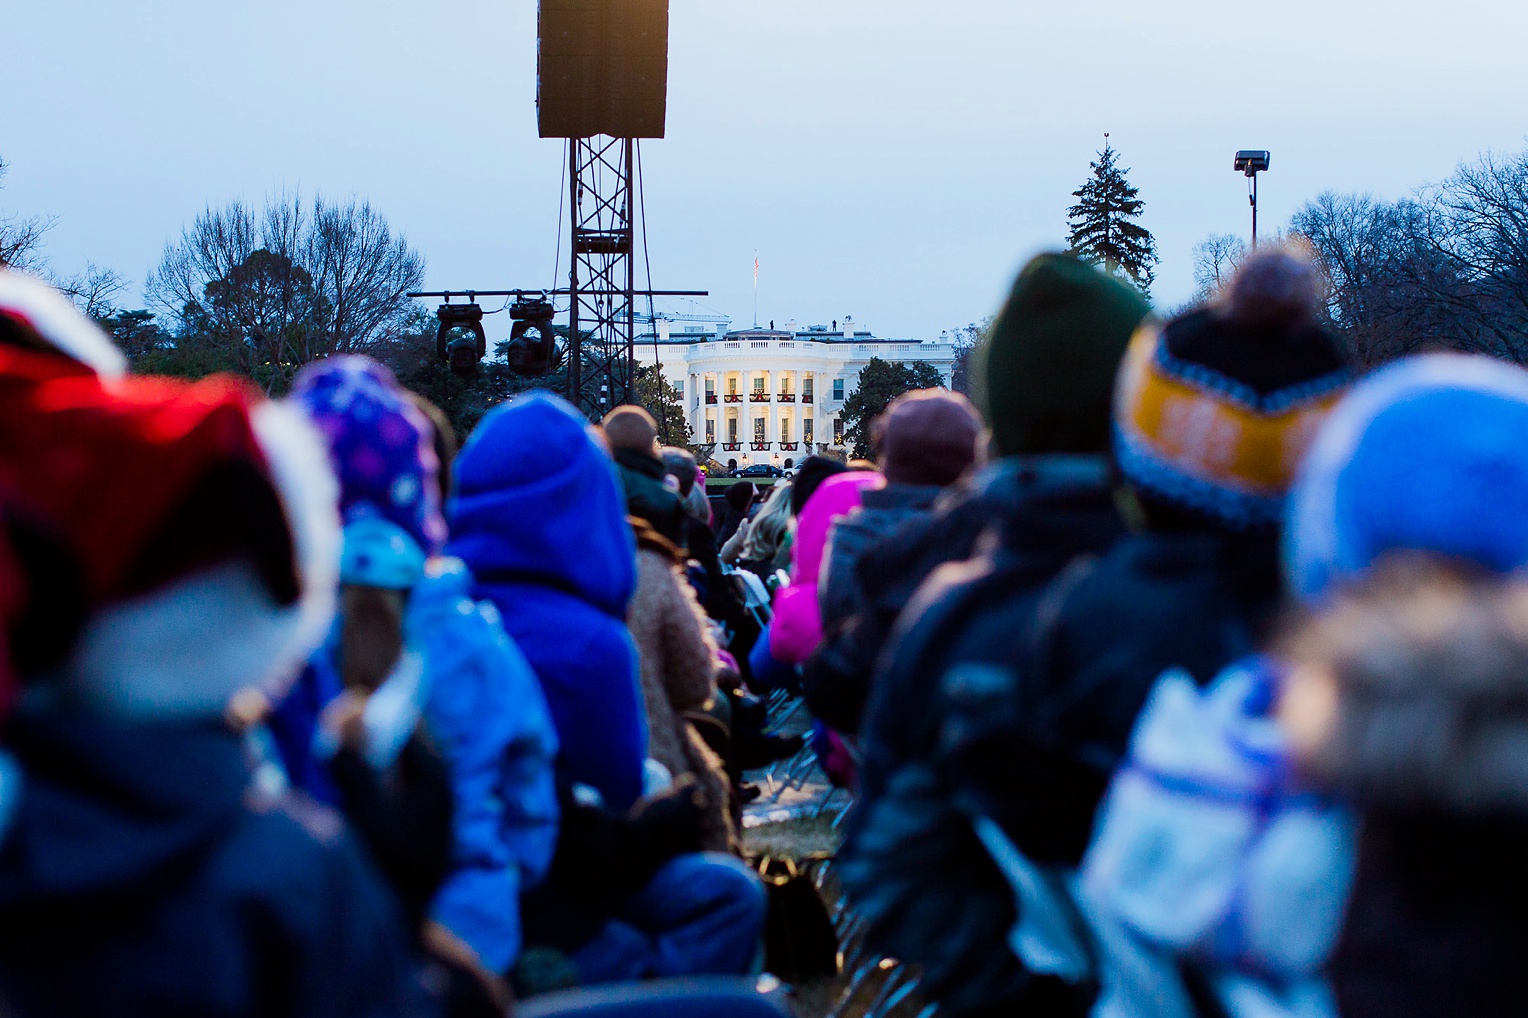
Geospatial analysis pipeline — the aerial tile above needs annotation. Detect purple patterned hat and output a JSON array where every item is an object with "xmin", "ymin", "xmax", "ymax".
[{"xmin": 292, "ymin": 356, "xmax": 446, "ymax": 557}]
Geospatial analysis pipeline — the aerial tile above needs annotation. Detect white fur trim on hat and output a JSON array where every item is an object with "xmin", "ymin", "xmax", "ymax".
[{"xmin": 0, "ymin": 269, "xmax": 127, "ymax": 378}]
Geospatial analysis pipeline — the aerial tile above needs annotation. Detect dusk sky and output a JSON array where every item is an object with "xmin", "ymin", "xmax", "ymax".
[{"xmin": 3, "ymin": 0, "xmax": 1527, "ymax": 343}]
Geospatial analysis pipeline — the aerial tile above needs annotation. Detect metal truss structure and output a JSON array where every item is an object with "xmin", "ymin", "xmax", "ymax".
[{"xmin": 567, "ymin": 135, "xmax": 635, "ymax": 418}]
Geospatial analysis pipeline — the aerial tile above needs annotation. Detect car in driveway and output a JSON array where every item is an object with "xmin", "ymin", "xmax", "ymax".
[{"xmin": 731, "ymin": 463, "xmax": 784, "ymax": 479}]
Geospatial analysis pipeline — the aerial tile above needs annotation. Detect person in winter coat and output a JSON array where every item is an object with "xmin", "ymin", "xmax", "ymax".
[
  {"xmin": 847, "ymin": 252, "xmax": 1149, "ymax": 826},
  {"xmin": 768, "ymin": 471, "xmax": 883, "ymax": 667},
  {"xmin": 804, "ymin": 389, "xmax": 981, "ymax": 732},
  {"xmin": 1285, "ymin": 352, "xmax": 1528, "ymax": 1018},
  {"xmin": 660, "ymin": 446, "xmax": 741, "ymax": 625},
  {"xmin": 448, "ymin": 391, "xmax": 765, "ymax": 986},
  {"xmin": 627, "ymin": 518, "xmax": 736, "ymax": 853},
  {"xmin": 280, "ymin": 358, "xmax": 560, "ymax": 1003},
  {"xmin": 720, "ymin": 479, "xmax": 792, "ymax": 576},
  {"xmin": 1078, "ymin": 352, "xmax": 1528, "ymax": 1018},
  {"xmin": 715, "ymin": 481, "xmax": 756, "ymax": 547},
  {"xmin": 789, "ymin": 455, "xmax": 850, "ymax": 516},
  {"xmin": 450, "ymin": 391, "xmax": 648, "ymax": 812},
  {"xmin": 1280, "ymin": 567, "xmax": 1528, "ymax": 1018},
  {"xmin": 0, "ymin": 273, "xmax": 415, "ymax": 1017},
  {"xmin": 605, "ymin": 406, "xmax": 688, "ymax": 548},
  {"xmin": 837, "ymin": 252, "xmax": 1167, "ymax": 1008}
]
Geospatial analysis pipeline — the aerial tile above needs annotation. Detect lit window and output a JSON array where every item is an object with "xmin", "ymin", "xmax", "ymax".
[
  {"xmin": 753, "ymin": 375, "xmax": 765, "ymax": 393},
  {"xmin": 754, "ymin": 418, "xmax": 766, "ymax": 442},
  {"xmin": 804, "ymin": 418, "xmax": 814, "ymax": 443},
  {"xmin": 781, "ymin": 419, "xmax": 791, "ymax": 442},
  {"xmin": 706, "ymin": 418, "xmax": 715, "ymax": 442},
  {"xmin": 833, "ymin": 418, "xmax": 844, "ymax": 444}
]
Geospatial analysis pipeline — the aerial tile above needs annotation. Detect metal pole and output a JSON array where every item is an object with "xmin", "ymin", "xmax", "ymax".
[
  {"xmin": 1251, "ymin": 172, "xmax": 1259, "ymax": 249},
  {"xmin": 623, "ymin": 136, "xmax": 636, "ymax": 406},
  {"xmin": 567, "ymin": 139, "xmax": 582, "ymax": 407}
]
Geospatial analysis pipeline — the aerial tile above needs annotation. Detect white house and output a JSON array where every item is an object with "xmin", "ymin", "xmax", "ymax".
[{"xmin": 633, "ymin": 315, "xmax": 956, "ymax": 470}]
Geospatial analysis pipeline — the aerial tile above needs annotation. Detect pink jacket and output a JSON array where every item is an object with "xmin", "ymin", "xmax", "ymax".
[{"xmin": 769, "ymin": 471, "xmax": 884, "ymax": 664}]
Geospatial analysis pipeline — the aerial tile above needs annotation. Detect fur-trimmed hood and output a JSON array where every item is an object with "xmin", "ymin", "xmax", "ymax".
[{"xmin": 1281, "ymin": 565, "xmax": 1528, "ymax": 813}]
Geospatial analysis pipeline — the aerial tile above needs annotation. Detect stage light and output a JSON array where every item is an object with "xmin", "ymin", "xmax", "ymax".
[
  {"xmin": 436, "ymin": 302, "xmax": 486, "ymax": 378},
  {"xmin": 505, "ymin": 297, "xmax": 560, "ymax": 377}
]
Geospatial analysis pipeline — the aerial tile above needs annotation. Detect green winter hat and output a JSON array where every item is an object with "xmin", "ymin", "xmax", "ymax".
[{"xmin": 976, "ymin": 253, "xmax": 1151, "ymax": 458}]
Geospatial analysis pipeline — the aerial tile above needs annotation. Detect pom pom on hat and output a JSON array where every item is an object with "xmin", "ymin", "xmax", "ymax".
[{"xmin": 1113, "ymin": 248, "xmax": 1351, "ymax": 530}]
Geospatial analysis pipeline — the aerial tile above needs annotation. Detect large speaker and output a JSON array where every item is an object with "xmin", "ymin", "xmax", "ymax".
[{"xmin": 538, "ymin": 0, "xmax": 669, "ymax": 139}]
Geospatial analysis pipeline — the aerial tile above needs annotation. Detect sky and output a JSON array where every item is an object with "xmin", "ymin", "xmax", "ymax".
[{"xmin": 2, "ymin": 0, "xmax": 1527, "ymax": 344}]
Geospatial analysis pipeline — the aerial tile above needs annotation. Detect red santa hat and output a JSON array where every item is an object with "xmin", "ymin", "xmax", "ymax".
[{"xmin": 0, "ymin": 270, "xmax": 339, "ymax": 718}]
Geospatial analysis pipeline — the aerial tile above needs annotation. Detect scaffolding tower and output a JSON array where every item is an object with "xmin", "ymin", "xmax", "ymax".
[{"xmin": 567, "ymin": 135, "xmax": 636, "ymax": 418}]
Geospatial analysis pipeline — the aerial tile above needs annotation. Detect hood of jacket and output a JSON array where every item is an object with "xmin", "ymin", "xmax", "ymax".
[
  {"xmin": 0, "ymin": 711, "xmax": 251, "ymax": 903},
  {"xmin": 447, "ymin": 392, "xmax": 636, "ymax": 618}
]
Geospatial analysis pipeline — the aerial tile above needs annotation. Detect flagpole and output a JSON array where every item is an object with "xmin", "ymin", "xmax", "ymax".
[{"xmin": 753, "ymin": 251, "xmax": 759, "ymax": 328}]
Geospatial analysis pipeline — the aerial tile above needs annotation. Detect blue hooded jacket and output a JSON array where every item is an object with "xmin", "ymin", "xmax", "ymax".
[
  {"xmin": 412, "ymin": 557, "xmax": 560, "ymax": 974},
  {"xmin": 448, "ymin": 392, "xmax": 648, "ymax": 812}
]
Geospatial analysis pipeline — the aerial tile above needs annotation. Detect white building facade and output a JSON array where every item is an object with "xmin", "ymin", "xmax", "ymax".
[{"xmin": 634, "ymin": 316, "xmax": 956, "ymax": 469}]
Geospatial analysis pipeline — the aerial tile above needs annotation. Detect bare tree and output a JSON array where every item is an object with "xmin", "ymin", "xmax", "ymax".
[
  {"xmin": 1292, "ymin": 146, "xmax": 1528, "ymax": 369},
  {"xmin": 0, "ymin": 157, "xmax": 55, "ymax": 271},
  {"xmin": 55, "ymin": 262, "xmax": 129, "ymax": 320},
  {"xmin": 1424, "ymin": 150, "xmax": 1528, "ymax": 359},
  {"xmin": 304, "ymin": 197, "xmax": 425, "ymax": 360},
  {"xmin": 1190, "ymin": 233, "xmax": 1247, "ymax": 302},
  {"xmin": 147, "ymin": 192, "xmax": 425, "ymax": 391}
]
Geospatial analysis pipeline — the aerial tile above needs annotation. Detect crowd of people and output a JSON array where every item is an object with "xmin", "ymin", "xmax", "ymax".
[{"xmin": 0, "ymin": 237, "xmax": 1524, "ymax": 1017}]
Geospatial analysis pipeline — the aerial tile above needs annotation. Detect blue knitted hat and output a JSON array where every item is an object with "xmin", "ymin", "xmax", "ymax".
[{"xmin": 1286, "ymin": 353, "xmax": 1528, "ymax": 602}]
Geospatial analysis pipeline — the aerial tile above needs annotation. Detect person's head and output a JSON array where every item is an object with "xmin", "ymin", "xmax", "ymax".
[
  {"xmin": 660, "ymin": 446, "xmax": 699, "ymax": 495},
  {"xmin": 602, "ymin": 404, "xmax": 660, "ymax": 456},
  {"xmin": 292, "ymin": 356, "xmax": 446, "ymax": 561},
  {"xmin": 789, "ymin": 456, "xmax": 849, "ymax": 516},
  {"xmin": 1286, "ymin": 353, "xmax": 1528, "ymax": 604},
  {"xmin": 742, "ymin": 481, "xmax": 794, "ymax": 562},
  {"xmin": 292, "ymin": 357, "xmax": 447, "ymax": 689},
  {"xmin": 0, "ymin": 285, "xmax": 339, "ymax": 720},
  {"xmin": 1114, "ymin": 246, "xmax": 1351, "ymax": 535},
  {"xmin": 447, "ymin": 391, "xmax": 636, "ymax": 616},
  {"xmin": 682, "ymin": 484, "xmax": 710, "ymax": 526},
  {"xmin": 976, "ymin": 253, "xmax": 1151, "ymax": 459},
  {"xmin": 873, "ymin": 388, "xmax": 982, "ymax": 487},
  {"xmin": 725, "ymin": 481, "xmax": 757, "ymax": 515}
]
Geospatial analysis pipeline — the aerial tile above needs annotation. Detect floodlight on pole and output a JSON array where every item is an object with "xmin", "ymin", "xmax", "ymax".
[
  {"xmin": 435, "ymin": 300, "xmax": 487, "ymax": 378},
  {"xmin": 1234, "ymin": 150, "xmax": 1271, "ymax": 248}
]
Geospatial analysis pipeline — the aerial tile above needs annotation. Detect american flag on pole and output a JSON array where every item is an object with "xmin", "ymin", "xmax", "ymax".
[{"xmin": 754, "ymin": 255, "xmax": 759, "ymax": 281}]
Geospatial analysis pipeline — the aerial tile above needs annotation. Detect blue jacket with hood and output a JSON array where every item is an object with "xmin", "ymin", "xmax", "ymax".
[
  {"xmin": 448, "ymin": 392, "xmax": 648, "ymax": 813},
  {"xmin": 412, "ymin": 557, "xmax": 560, "ymax": 974}
]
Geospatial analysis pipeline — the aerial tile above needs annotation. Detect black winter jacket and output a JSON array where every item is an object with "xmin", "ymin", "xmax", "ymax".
[
  {"xmin": 841, "ymin": 476, "xmax": 1281, "ymax": 1016},
  {"xmin": 0, "ymin": 713, "xmax": 417, "ymax": 1018},
  {"xmin": 803, "ymin": 463, "xmax": 1062, "ymax": 735}
]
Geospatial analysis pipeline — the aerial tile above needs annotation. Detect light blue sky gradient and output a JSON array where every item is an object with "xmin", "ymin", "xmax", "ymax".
[{"xmin": 2, "ymin": 0, "xmax": 1526, "ymax": 342}]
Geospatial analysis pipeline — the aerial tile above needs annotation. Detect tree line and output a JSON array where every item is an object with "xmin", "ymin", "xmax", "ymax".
[{"xmin": 1192, "ymin": 146, "xmax": 1528, "ymax": 367}]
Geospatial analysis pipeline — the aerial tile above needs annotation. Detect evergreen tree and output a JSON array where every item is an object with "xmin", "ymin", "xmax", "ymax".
[
  {"xmin": 634, "ymin": 365, "xmax": 696, "ymax": 452},
  {"xmin": 839, "ymin": 358, "xmax": 947, "ymax": 459},
  {"xmin": 1066, "ymin": 142, "xmax": 1159, "ymax": 296}
]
